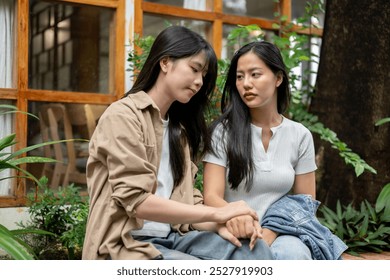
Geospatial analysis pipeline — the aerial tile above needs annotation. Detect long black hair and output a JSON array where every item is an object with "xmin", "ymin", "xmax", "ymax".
[
  {"xmin": 126, "ymin": 26, "xmax": 217, "ymax": 187},
  {"xmin": 209, "ymin": 41, "xmax": 290, "ymax": 191}
]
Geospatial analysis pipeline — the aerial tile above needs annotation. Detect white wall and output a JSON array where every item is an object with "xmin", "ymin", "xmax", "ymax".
[
  {"xmin": 125, "ymin": 0, "xmax": 135, "ymax": 93},
  {"xmin": 0, "ymin": 207, "xmax": 31, "ymax": 230}
]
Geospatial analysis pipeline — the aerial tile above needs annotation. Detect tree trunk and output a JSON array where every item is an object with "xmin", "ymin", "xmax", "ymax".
[{"xmin": 311, "ymin": 0, "xmax": 390, "ymax": 208}]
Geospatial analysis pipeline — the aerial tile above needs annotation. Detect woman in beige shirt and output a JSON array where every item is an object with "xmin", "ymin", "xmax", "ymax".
[{"xmin": 82, "ymin": 26, "xmax": 272, "ymax": 260}]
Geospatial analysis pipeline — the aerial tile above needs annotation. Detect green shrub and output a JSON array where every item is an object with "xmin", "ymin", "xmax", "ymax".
[
  {"xmin": 18, "ymin": 176, "xmax": 89, "ymax": 259},
  {"xmin": 318, "ymin": 183, "xmax": 390, "ymax": 255}
]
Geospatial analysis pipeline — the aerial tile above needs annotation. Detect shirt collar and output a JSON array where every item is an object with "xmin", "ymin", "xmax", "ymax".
[{"xmin": 127, "ymin": 91, "xmax": 160, "ymax": 112}]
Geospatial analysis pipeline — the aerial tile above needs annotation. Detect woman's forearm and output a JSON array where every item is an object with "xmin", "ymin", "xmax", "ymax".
[
  {"xmin": 191, "ymin": 221, "xmax": 219, "ymax": 232},
  {"xmin": 135, "ymin": 195, "xmax": 214, "ymax": 224},
  {"xmin": 204, "ymin": 194, "xmax": 229, "ymax": 207},
  {"xmin": 135, "ymin": 194, "xmax": 258, "ymax": 225}
]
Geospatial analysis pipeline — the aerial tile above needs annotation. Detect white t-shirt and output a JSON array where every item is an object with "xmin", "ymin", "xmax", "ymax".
[
  {"xmin": 203, "ymin": 116, "xmax": 317, "ymax": 222},
  {"xmin": 132, "ymin": 119, "xmax": 173, "ymax": 237}
]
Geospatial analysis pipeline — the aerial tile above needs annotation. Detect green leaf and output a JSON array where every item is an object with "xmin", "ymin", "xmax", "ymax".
[
  {"xmin": 0, "ymin": 104, "xmax": 18, "ymax": 110},
  {"xmin": 0, "ymin": 133, "xmax": 17, "ymax": 151},
  {"xmin": 336, "ymin": 222, "xmax": 346, "ymax": 239},
  {"xmin": 280, "ymin": 15, "xmax": 289, "ymax": 22},
  {"xmin": 3, "ymin": 139, "xmax": 84, "ymax": 161},
  {"xmin": 299, "ymin": 55, "xmax": 310, "ymax": 61},
  {"xmin": 375, "ymin": 117, "xmax": 390, "ymax": 126},
  {"xmin": 368, "ymin": 240, "xmax": 388, "ymax": 246},
  {"xmin": 376, "ymin": 183, "xmax": 390, "ymax": 213},
  {"xmin": 11, "ymin": 228, "xmax": 56, "ymax": 237},
  {"xmin": 354, "ymin": 164, "xmax": 365, "ymax": 177},
  {"xmin": 0, "ymin": 104, "xmax": 39, "ymax": 119},
  {"xmin": 336, "ymin": 200, "xmax": 343, "ymax": 220},
  {"xmin": 348, "ymin": 241, "xmax": 369, "ymax": 248},
  {"xmin": 367, "ymin": 225, "xmax": 390, "ymax": 240},
  {"xmin": 0, "ymin": 162, "xmax": 42, "ymax": 186},
  {"xmin": 8, "ymin": 156, "xmax": 58, "ymax": 166},
  {"xmin": 364, "ymin": 200, "xmax": 377, "ymax": 222},
  {"xmin": 358, "ymin": 215, "xmax": 369, "ymax": 237},
  {"xmin": 0, "ymin": 225, "xmax": 34, "ymax": 260}
]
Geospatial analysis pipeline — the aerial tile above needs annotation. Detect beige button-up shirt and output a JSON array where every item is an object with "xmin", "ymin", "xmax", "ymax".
[{"xmin": 82, "ymin": 92, "xmax": 203, "ymax": 260}]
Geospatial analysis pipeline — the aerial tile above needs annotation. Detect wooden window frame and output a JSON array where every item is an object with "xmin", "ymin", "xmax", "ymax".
[
  {"xmin": 134, "ymin": 0, "xmax": 323, "ymax": 58},
  {"xmin": 0, "ymin": 0, "xmax": 125, "ymax": 207}
]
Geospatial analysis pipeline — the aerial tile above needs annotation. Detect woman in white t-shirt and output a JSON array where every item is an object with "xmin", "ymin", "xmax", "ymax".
[{"xmin": 203, "ymin": 41, "xmax": 317, "ymax": 259}]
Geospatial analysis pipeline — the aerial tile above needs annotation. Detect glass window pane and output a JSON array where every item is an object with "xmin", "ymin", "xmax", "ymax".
[
  {"xmin": 145, "ymin": 0, "xmax": 212, "ymax": 11},
  {"xmin": 143, "ymin": 14, "xmax": 212, "ymax": 40},
  {"xmin": 0, "ymin": 100, "xmax": 16, "ymax": 195},
  {"xmin": 223, "ymin": 0, "xmax": 276, "ymax": 19},
  {"xmin": 28, "ymin": 0, "xmax": 115, "ymax": 94},
  {"xmin": 292, "ymin": 0, "xmax": 325, "ymax": 28},
  {"xmin": 222, "ymin": 24, "xmax": 275, "ymax": 60},
  {"xmin": 0, "ymin": 0, "xmax": 17, "ymax": 89},
  {"xmin": 27, "ymin": 101, "xmax": 107, "ymax": 192},
  {"xmin": 291, "ymin": 36, "xmax": 322, "ymax": 91}
]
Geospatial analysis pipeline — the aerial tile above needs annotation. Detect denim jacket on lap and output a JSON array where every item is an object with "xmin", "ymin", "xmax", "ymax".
[{"xmin": 261, "ymin": 194, "xmax": 348, "ymax": 260}]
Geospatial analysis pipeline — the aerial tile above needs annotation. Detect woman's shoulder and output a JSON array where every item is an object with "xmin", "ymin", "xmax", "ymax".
[
  {"xmin": 281, "ymin": 117, "xmax": 312, "ymax": 138},
  {"xmin": 283, "ymin": 116, "xmax": 310, "ymax": 131},
  {"xmin": 210, "ymin": 121, "xmax": 228, "ymax": 137},
  {"xmin": 104, "ymin": 92, "xmax": 155, "ymax": 117}
]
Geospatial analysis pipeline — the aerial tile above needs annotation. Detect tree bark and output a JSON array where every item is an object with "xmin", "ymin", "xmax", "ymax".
[{"xmin": 311, "ymin": 0, "xmax": 390, "ymax": 208}]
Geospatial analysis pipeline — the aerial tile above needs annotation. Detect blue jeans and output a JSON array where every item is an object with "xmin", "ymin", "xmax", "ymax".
[
  {"xmin": 270, "ymin": 235, "xmax": 312, "ymax": 260},
  {"xmin": 134, "ymin": 230, "xmax": 273, "ymax": 260}
]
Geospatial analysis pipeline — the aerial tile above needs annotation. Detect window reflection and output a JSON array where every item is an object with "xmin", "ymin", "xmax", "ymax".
[
  {"xmin": 292, "ymin": 0, "xmax": 325, "ymax": 28},
  {"xmin": 143, "ymin": 14, "xmax": 212, "ymax": 40},
  {"xmin": 144, "ymin": 0, "xmax": 212, "ymax": 11},
  {"xmin": 0, "ymin": 100, "xmax": 15, "ymax": 196},
  {"xmin": 28, "ymin": 0, "xmax": 114, "ymax": 93},
  {"xmin": 0, "ymin": 0, "xmax": 16, "ymax": 89},
  {"xmin": 27, "ymin": 101, "xmax": 107, "ymax": 192},
  {"xmin": 222, "ymin": 24, "xmax": 275, "ymax": 60},
  {"xmin": 223, "ymin": 0, "xmax": 276, "ymax": 19}
]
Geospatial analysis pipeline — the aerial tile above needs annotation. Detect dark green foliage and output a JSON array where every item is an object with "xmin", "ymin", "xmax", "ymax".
[{"xmin": 318, "ymin": 183, "xmax": 390, "ymax": 255}]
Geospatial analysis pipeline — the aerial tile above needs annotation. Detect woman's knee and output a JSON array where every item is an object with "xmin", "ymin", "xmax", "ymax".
[{"xmin": 271, "ymin": 235, "xmax": 312, "ymax": 260}]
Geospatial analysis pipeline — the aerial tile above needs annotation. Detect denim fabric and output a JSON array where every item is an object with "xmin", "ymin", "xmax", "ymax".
[
  {"xmin": 135, "ymin": 230, "xmax": 274, "ymax": 260},
  {"xmin": 270, "ymin": 235, "xmax": 312, "ymax": 260},
  {"xmin": 261, "ymin": 194, "xmax": 348, "ymax": 260}
]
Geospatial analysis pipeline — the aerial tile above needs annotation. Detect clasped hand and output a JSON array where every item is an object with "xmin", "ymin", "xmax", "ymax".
[{"xmin": 218, "ymin": 215, "xmax": 263, "ymax": 250}]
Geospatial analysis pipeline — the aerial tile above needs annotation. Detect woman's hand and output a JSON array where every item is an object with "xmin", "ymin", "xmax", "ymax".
[
  {"xmin": 225, "ymin": 215, "xmax": 264, "ymax": 250},
  {"xmin": 226, "ymin": 214, "xmax": 257, "ymax": 238},
  {"xmin": 213, "ymin": 200, "xmax": 258, "ymax": 223},
  {"xmin": 261, "ymin": 228, "xmax": 278, "ymax": 246},
  {"xmin": 249, "ymin": 222, "xmax": 263, "ymax": 250},
  {"xmin": 217, "ymin": 225, "xmax": 242, "ymax": 248},
  {"xmin": 217, "ymin": 223, "xmax": 263, "ymax": 251}
]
